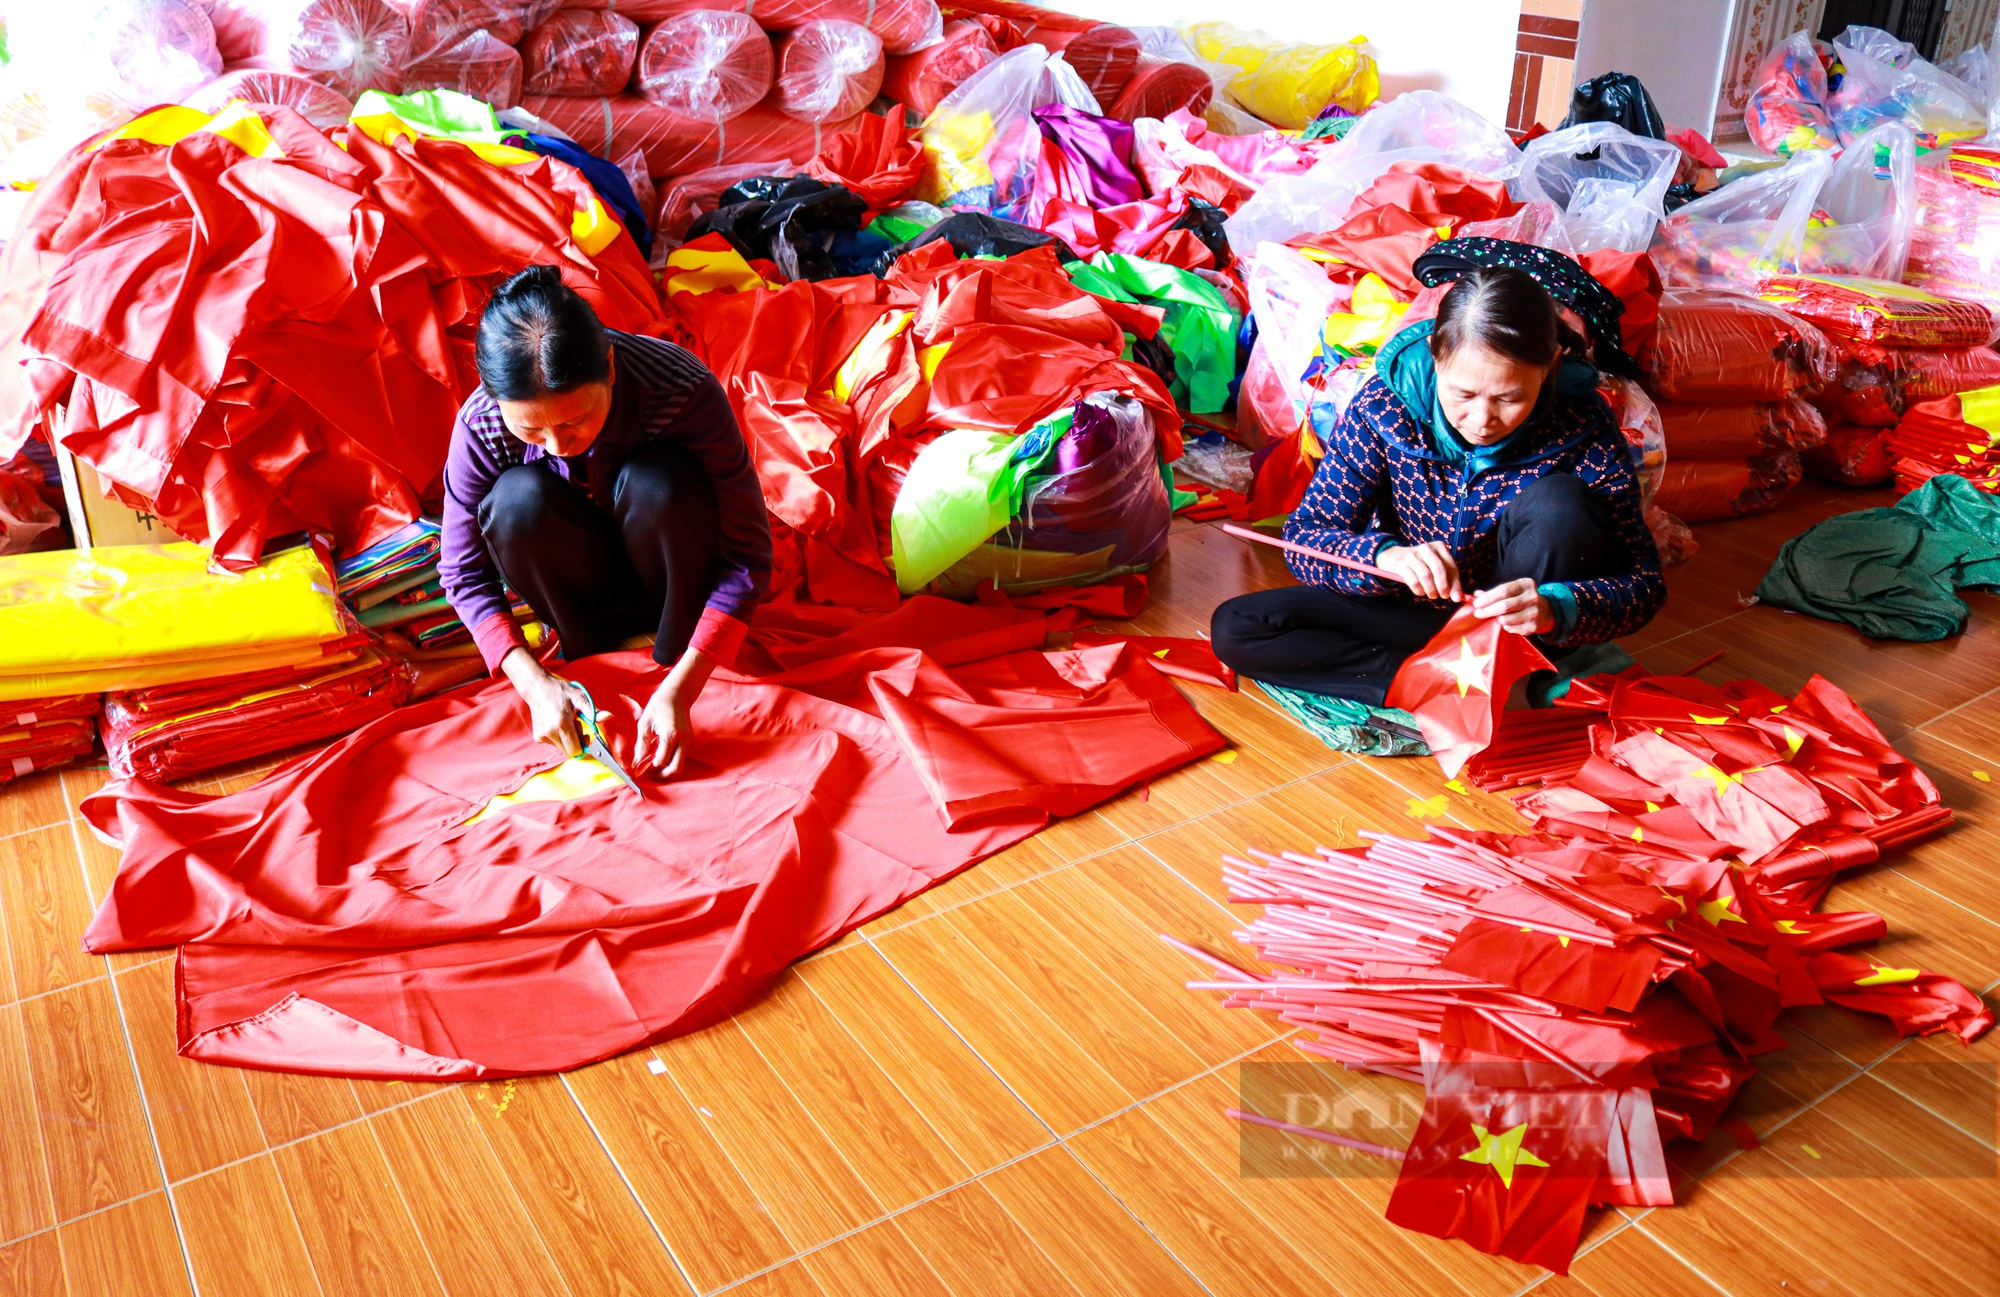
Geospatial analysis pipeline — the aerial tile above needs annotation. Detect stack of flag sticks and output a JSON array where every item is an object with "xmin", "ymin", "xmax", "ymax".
[{"xmin": 1176, "ymin": 663, "xmax": 1991, "ymax": 1274}]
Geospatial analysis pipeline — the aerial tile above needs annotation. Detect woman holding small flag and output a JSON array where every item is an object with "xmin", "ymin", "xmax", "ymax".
[{"xmin": 1211, "ymin": 255, "xmax": 1665, "ymax": 704}]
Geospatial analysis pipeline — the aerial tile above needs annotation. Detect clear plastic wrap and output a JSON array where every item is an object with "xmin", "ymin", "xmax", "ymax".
[
  {"xmin": 1651, "ymin": 452, "xmax": 1804, "ymax": 523},
  {"xmin": 1756, "ymin": 272, "xmax": 1995, "ymax": 348},
  {"xmin": 1240, "ymin": 240, "xmax": 1343, "ymax": 444},
  {"xmin": 883, "ymin": 18, "xmax": 996, "ymax": 118},
  {"xmin": 523, "ymin": 91, "xmax": 855, "ymax": 179},
  {"xmin": 206, "ymin": 0, "xmax": 411, "ymax": 98},
  {"xmin": 1028, "ymin": 23, "xmax": 1139, "ymax": 108},
  {"xmin": 1801, "ymin": 424, "xmax": 1894, "ymax": 486},
  {"xmin": 1173, "ymin": 432, "xmax": 1254, "ymax": 494},
  {"xmin": 87, "ymin": 0, "xmax": 226, "ymax": 105},
  {"xmin": 188, "ymin": 66, "xmax": 358, "ymax": 125},
  {"xmin": 1809, "ymin": 121, "xmax": 1918, "ymax": 281},
  {"xmin": 775, "ymin": 19, "xmax": 884, "ymax": 124},
  {"xmin": 1641, "ymin": 289, "xmax": 1838, "ymax": 403},
  {"xmin": 914, "ymin": 42, "xmax": 1098, "ymax": 211},
  {"xmin": 518, "ymin": 8, "xmax": 638, "ymax": 97},
  {"xmin": 1109, "ymin": 56, "xmax": 1212, "ymax": 124},
  {"xmin": 1597, "ymin": 374, "xmax": 1665, "ymax": 505},
  {"xmin": 1647, "ymin": 505, "xmax": 1697, "ymax": 565},
  {"xmin": 557, "ymin": 0, "xmax": 941, "ymax": 56},
  {"xmin": 1517, "ymin": 122, "xmax": 1680, "ymax": 255},
  {"xmin": 382, "ymin": 1, "xmax": 559, "ymax": 61},
  {"xmin": 1657, "ymin": 399, "xmax": 1827, "ymax": 459},
  {"xmin": 1906, "ymin": 147, "xmax": 2000, "ymax": 314},
  {"xmin": 1178, "ymin": 21, "xmax": 1376, "ymax": 129},
  {"xmin": 1827, "ymin": 24, "xmax": 1985, "ymax": 149},
  {"xmin": 634, "ymin": 10, "xmax": 773, "ymax": 120},
  {"xmin": 1743, "ymin": 29, "xmax": 1837, "ymax": 156},
  {"xmin": 399, "ymin": 27, "xmax": 521, "ymax": 108}
]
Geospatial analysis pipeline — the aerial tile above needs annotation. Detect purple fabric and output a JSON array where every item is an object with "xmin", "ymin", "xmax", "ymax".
[
  {"xmin": 439, "ymin": 331, "xmax": 773, "ymax": 651},
  {"xmin": 1031, "ymin": 104, "xmax": 1144, "ymax": 209},
  {"xmin": 1016, "ymin": 399, "xmax": 1170, "ymax": 566}
]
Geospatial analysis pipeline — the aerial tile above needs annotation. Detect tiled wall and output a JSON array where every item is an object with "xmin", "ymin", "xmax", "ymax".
[{"xmin": 1509, "ymin": 0, "xmax": 1584, "ymax": 133}]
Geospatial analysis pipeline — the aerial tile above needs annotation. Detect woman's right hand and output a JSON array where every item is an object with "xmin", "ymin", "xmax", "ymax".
[
  {"xmin": 1376, "ymin": 542, "xmax": 1462, "ymax": 602},
  {"xmin": 501, "ymin": 648, "xmax": 582, "ymax": 757}
]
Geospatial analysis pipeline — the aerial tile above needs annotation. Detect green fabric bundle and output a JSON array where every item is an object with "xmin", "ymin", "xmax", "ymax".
[{"xmin": 1064, "ymin": 253, "xmax": 1241, "ymax": 414}]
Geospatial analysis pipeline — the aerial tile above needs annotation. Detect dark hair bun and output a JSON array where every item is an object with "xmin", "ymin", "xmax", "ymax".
[
  {"xmin": 475, "ymin": 265, "xmax": 610, "ymax": 402},
  {"xmin": 1430, "ymin": 266, "xmax": 1564, "ymax": 369}
]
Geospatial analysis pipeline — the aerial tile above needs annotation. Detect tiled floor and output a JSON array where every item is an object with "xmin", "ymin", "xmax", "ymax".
[{"xmin": 4, "ymin": 482, "xmax": 1999, "ymax": 1294}]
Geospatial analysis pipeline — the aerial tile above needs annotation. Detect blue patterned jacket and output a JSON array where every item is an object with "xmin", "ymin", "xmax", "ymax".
[{"xmin": 1281, "ymin": 375, "xmax": 1666, "ymax": 647}]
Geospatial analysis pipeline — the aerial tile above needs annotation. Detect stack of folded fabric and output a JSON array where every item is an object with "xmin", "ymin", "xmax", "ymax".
[
  {"xmin": 0, "ymin": 695, "xmax": 100, "ymax": 783},
  {"xmin": 334, "ymin": 516, "xmax": 538, "ymax": 654},
  {"xmin": 0, "ymin": 543, "xmax": 351, "ymax": 703},
  {"xmin": 1887, "ymin": 394, "xmax": 2000, "ymax": 494}
]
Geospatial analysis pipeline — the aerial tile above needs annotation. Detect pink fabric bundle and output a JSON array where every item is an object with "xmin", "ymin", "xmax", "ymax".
[
  {"xmin": 519, "ymin": 8, "xmax": 640, "ymax": 96},
  {"xmin": 400, "ymin": 28, "xmax": 523, "ymax": 107},
  {"xmin": 634, "ymin": 11, "xmax": 774, "ymax": 120},
  {"xmin": 381, "ymin": 0, "xmax": 558, "ymax": 60},
  {"xmin": 883, "ymin": 17, "xmax": 994, "ymax": 118},
  {"xmin": 521, "ymin": 91, "xmax": 858, "ymax": 176},
  {"xmin": 560, "ymin": 0, "xmax": 941, "ymax": 55},
  {"xmin": 775, "ymin": 19, "xmax": 884, "ymax": 123},
  {"xmin": 186, "ymin": 66, "xmax": 357, "ymax": 126},
  {"xmin": 205, "ymin": 0, "xmax": 412, "ymax": 98}
]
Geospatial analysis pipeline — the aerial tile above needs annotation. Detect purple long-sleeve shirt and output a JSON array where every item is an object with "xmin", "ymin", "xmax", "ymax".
[{"xmin": 439, "ymin": 331, "xmax": 772, "ymax": 672}]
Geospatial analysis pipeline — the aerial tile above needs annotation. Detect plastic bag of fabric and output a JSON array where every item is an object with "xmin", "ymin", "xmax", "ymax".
[
  {"xmin": 1517, "ymin": 122, "xmax": 1680, "ymax": 254},
  {"xmin": 775, "ymin": 19, "xmax": 884, "ymax": 124},
  {"xmin": 1802, "ymin": 424, "xmax": 1894, "ymax": 486},
  {"xmin": 1598, "ymin": 374, "xmax": 1665, "ymax": 504},
  {"xmin": 1240, "ymin": 240, "xmax": 1342, "ymax": 440},
  {"xmin": 1651, "ymin": 452, "xmax": 1803, "ymax": 523},
  {"xmin": 187, "ymin": 66, "xmax": 355, "ymax": 125},
  {"xmin": 562, "ymin": 0, "xmax": 940, "ymax": 56},
  {"xmin": 1906, "ymin": 146, "xmax": 2000, "ymax": 313},
  {"xmin": 1173, "ymin": 431, "xmax": 1254, "ymax": 494},
  {"xmin": 49, "ymin": 1, "xmax": 225, "ymax": 107},
  {"xmin": 687, "ymin": 174, "xmax": 870, "ymax": 281},
  {"xmin": 1178, "ymin": 21, "xmax": 1376, "ymax": 129},
  {"xmin": 1757, "ymin": 272, "xmax": 1996, "ymax": 348},
  {"xmin": 1223, "ymin": 91, "xmax": 1522, "ymax": 258},
  {"xmin": 1897, "ymin": 344, "xmax": 2000, "ymax": 400},
  {"xmin": 884, "ymin": 17, "xmax": 996, "ymax": 118},
  {"xmin": 1064, "ymin": 252, "xmax": 1240, "ymax": 414},
  {"xmin": 399, "ymin": 27, "xmax": 521, "ymax": 108},
  {"xmin": 0, "ymin": 457, "xmax": 60, "ymax": 555},
  {"xmin": 1641, "ymin": 289, "xmax": 1837, "ymax": 402},
  {"xmin": 206, "ymin": 0, "xmax": 410, "ymax": 98},
  {"xmin": 1658, "ymin": 399, "xmax": 1826, "ymax": 459},
  {"xmin": 1110, "ymin": 55, "xmax": 1213, "ymax": 125},
  {"xmin": 1648, "ymin": 505, "xmax": 1698, "ymax": 565},
  {"xmin": 1561, "ymin": 71, "xmax": 1666, "ymax": 139},
  {"xmin": 1023, "ymin": 22, "xmax": 1139, "ymax": 108},
  {"xmin": 915, "ymin": 43, "xmax": 1098, "ymax": 211},
  {"xmin": 519, "ymin": 8, "xmax": 637, "ymax": 96},
  {"xmin": 1744, "ymin": 29, "xmax": 1837, "ymax": 156},
  {"xmin": 1827, "ymin": 24, "xmax": 1985, "ymax": 149},
  {"xmin": 634, "ymin": 10, "xmax": 773, "ymax": 120},
  {"xmin": 653, "ymin": 159, "xmax": 801, "ymax": 253}
]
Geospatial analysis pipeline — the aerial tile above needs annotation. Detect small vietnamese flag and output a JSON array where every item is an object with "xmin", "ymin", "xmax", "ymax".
[{"xmin": 1386, "ymin": 604, "xmax": 1553, "ymax": 779}]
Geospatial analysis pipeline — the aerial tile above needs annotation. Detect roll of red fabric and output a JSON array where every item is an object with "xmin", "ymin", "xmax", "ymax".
[
  {"xmin": 1030, "ymin": 22, "xmax": 1138, "ymax": 106},
  {"xmin": 775, "ymin": 19, "xmax": 885, "ymax": 123},
  {"xmin": 557, "ymin": 0, "xmax": 937, "ymax": 52},
  {"xmin": 205, "ymin": 0, "xmax": 412, "ymax": 99},
  {"xmin": 519, "ymin": 9, "xmax": 640, "ymax": 96},
  {"xmin": 185, "ymin": 66, "xmax": 357, "ymax": 127},
  {"xmin": 521, "ymin": 91, "xmax": 859, "ymax": 176},
  {"xmin": 381, "ymin": 0, "xmax": 559, "ymax": 60},
  {"xmin": 1108, "ymin": 55, "xmax": 1212, "ymax": 123},
  {"xmin": 401, "ymin": 28, "xmax": 524, "ymax": 108},
  {"xmin": 883, "ymin": 17, "xmax": 995, "ymax": 118},
  {"xmin": 865, "ymin": 0, "xmax": 944, "ymax": 55},
  {"xmin": 634, "ymin": 11, "xmax": 774, "ymax": 120}
]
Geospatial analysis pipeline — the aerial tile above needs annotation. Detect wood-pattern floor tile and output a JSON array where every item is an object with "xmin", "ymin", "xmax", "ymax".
[
  {"xmin": 239, "ymin": 1068, "xmax": 366, "ymax": 1147},
  {"xmin": 1534, "ymin": 1224, "xmax": 1728, "ymax": 1297},
  {"xmin": 56, "ymin": 1193, "xmax": 190, "ymax": 1297},
  {"xmin": 273, "ymin": 1119, "xmax": 443, "ymax": 1297},
  {"xmin": 22, "ymin": 979, "xmax": 159, "ymax": 1222},
  {"xmin": 0, "ymin": 1231, "xmax": 62, "ymax": 1297},
  {"xmin": 979, "ymin": 1146, "xmax": 1210, "ymax": 1297},
  {"xmin": 860, "ymin": 807, "xmax": 1126, "ymax": 936},
  {"xmin": 0, "ymin": 1001, "xmax": 56, "ymax": 1241},
  {"xmin": 0, "ymin": 772, "xmax": 70, "ymax": 840},
  {"xmin": 796, "ymin": 1219, "xmax": 954, "ymax": 1296},
  {"xmin": 0, "ymin": 825, "xmax": 102, "ymax": 1001},
  {"xmin": 890, "ymin": 1180, "xmax": 1088, "ymax": 1297},
  {"xmin": 176, "ymin": 1156, "xmax": 325, "ymax": 1297},
  {"xmin": 116, "ymin": 958, "xmax": 264, "ymax": 1182},
  {"xmin": 723, "ymin": 1262, "xmax": 828, "ymax": 1297}
]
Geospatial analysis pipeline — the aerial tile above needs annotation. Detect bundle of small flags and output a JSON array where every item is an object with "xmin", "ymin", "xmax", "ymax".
[
  {"xmin": 0, "ymin": 694, "xmax": 99, "ymax": 781},
  {"xmin": 335, "ymin": 516, "xmax": 536, "ymax": 654},
  {"xmin": 1886, "ymin": 392, "xmax": 2000, "ymax": 494}
]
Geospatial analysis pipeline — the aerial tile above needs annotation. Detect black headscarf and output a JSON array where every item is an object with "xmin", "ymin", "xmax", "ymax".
[{"xmin": 1410, "ymin": 236, "xmax": 1642, "ymax": 380}]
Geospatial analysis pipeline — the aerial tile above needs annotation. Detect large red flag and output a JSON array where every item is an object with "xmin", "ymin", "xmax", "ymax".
[{"xmin": 1386, "ymin": 605, "xmax": 1553, "ymax": 778}]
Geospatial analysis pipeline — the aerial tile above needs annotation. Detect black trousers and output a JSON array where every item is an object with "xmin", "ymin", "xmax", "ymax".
[
  {"xmin": 479, "ymin": 442, "xmax": 720, "ymax": 667},
  {"xmin": 1210, "ymin": 473, "xmax": 1614, "ymax": 705}
]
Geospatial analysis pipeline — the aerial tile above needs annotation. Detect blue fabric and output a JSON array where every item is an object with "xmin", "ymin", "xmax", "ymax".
[
  {"xmin": 523, "ymin": 134, "xmax": 652, "ymax": 257},
  {"xmin": 1280, "ymin": 372, "xmax": 1665, "ymax": 649}
]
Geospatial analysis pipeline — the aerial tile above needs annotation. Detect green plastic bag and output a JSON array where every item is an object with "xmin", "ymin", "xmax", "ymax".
[
  {"xmin": 350, "ymin": 89, "xmax": 516, "ymax": 146},
  {"xmin": 890, "ymin": 409, "xmax": 1073, "ymax": 593},
  {"xmin": 1065, "ymin": 253, "xmax": 1241, "ymax": 414}
]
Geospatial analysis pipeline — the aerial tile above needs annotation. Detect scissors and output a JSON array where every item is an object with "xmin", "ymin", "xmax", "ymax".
[{"xmin": 562, "ymin": 680, "xmax": 643, "ymax": 795}]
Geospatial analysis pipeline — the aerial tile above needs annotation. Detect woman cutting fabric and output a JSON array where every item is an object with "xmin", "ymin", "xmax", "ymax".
[
  {"xmin": 440, "ymin": 265, "xmax": 772, "ymax": 777},
  {"xmin": 1211, "ymin": 252, "xmax": 1665, "ymax": 703}
]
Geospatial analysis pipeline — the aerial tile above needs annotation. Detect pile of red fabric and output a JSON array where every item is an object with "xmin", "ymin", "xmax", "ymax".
[
  {"xmin": 1189, "ymin": 635, "xmax": 1986, "ymax": 1274},
  {"xmin": 1758, "ymin": 273, "xmax": 1995, "ymax": 349},
  {"xmin": 1887, "ymin": 395, "xmax": 2000, "ymax": 494},
  {"xmin": 1, "ymin": 694, "xmax": 99, "ymax": 783},
  {"xmin": 1655, "ymin": 398, "xmax": 1825, "ymax": 459},
  {"xmin": 1641, "ymin": 289, "xmax": 1836, "ymax": 403},
  {"xmin": 101, "ymin": 642, "xmax": 413, "ymax": 782},
  {"xmin": 663, "ymin": 238, "xmax": 1180, "ymax": 607},
  {"xmin": 1651, "ymin": 455, "xmax": 1804, "ymax": 522},
  {"xmin": 0, "ymin": 105, "xmax": 664, "ymax": 569},
  {"xmin": 1907, "ymin": 146, "xmax": 2000, "ymax": 314},
  {"xmin": 1286, "ymin": 162, "xmax": 1521, "ymax": 297},
  {"xmin": 1802, "ymin": 423, "xmax": 1896, "ymax": 486},
  {"xmin": 521, "ymin": 93, "xmax": 859, "ymax": 178},
  {"xmin": 81, "ymin": 596, "xmax": 1222, "ymax": 1077}
]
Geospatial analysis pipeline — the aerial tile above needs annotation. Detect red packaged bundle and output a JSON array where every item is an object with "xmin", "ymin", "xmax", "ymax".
[
  {"xmin": 522, "ymin": 91, "xmax": 859, "ymax": 176},
  {"xmin": 1032, "ymin": 22, "xmax": 1139, "ymax": 106},
  {"xmin": 1651, "ymin": 452, "xmax": 1803, "ymax": 522},
  {"xmin": 1657, "ymin": 399, "xmax": 1826, "ymax": 459},
  {"xmin": 400, "ymin": 28, "xmax": 522, "ymax": 108},
  {"xmin": 883, "ymin": 17, "xmax": 995, "ymax": 118},
  {"xmin": 1640, "ymin": 289, "xmax": 1836, "ymax": 403},
  {"xmin": 634, "ymin": 10, "xmax": 774, "ymax": 120},
  {"xmin": 1816, "ymin": 345, "xmax": 1902, "ymax": 427},
  {"xmin": 1109, "ymin": 55, "xmax": 1212, "ymax": 124},
  {"xmin": 206, "ymin": 0, "xmax": 412, "ymax": 98},
  {"xmin": 1906, "ymin": 147, "xmax": 2000, "ymax": 314},
  {"xmin": 0, "ymin": 694, "xmax": 98, "ymax": 782},
  {"xmin": 774, "ymin": 19, "xmax": 885, "ymax": 124},
  {"xmin": 383, "ymin": 0, "xmax": 559, "ymax": 59},
  {"xmin": 1802, "ymin": 424, "xmax": 1895, "ymax": 486},
  {"xmin": 519, "ymin": 8, "xmax": 639, "ymax": 96},
  {"xmin": 1887, "ymin": 395, "xmax": 2000, "ymax": 493},
  {"xmin": 1757, "ymin": 273, "xmax": 1995, "ymax": 348},
  {"xmin": 185, "ymin": 66, "xmax": 357, "ymax": 127},
  {"xmin": 1896, "ymin": 345, "xmax": 2000, "ymax": 399}
]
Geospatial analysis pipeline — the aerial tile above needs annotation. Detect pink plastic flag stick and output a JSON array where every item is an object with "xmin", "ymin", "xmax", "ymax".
[
  {"xmin": 1221, "ymin": 524, "xmax": 1467, "ymax": 601},
  {"xmin": 1224, "ymin": 1107, "xmax": 1409, "ymax": 1160}
]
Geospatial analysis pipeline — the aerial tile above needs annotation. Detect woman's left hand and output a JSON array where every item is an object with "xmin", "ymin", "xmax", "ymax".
[
  {"xmin": 632, "ymin": 647, "xmax": 716, "ymax": 778},
  {"xmin": 1472, "ymin": 578, "xmax": 1554, "ymax": 637}
]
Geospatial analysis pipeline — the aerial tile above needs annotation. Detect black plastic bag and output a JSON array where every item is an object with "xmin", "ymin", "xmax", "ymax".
[
  {"xmin": 687, "ymin": 176, "xmax": 869, "ymax": 282},
  {"xmin": 871, "ymin": 212, "xmax": 1079, "ymax": 276},
  {"xmin": 1562, "ymin": 72, "xmax": 1667, "ymax": 141},
  {"xmin": 1169, "ymin": 197, "xmax": 1232, "ymax": 269}
]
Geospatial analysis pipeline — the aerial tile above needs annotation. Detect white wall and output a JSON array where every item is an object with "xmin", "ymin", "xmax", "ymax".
[
  {"xmin": 1038, "ymin": 2, "xmax": 1524, "ymax": 126},
  {"xmin": 1574, "ymin": 0, "xmax": 1737, "ymax": 136}
]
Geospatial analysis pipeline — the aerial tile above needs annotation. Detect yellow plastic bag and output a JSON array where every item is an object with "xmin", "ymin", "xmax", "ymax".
[
  {"xmin": 0, "ymin": 544, "xmax": 346, "ymax": 697},
  {"xmin": 1181, "ymin": 23, "xmax": 1380, "ymax": 129}
]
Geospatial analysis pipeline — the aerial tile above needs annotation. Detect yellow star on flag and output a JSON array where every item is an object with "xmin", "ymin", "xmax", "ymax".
[
  {"xmin": 1783, "ymin": 726, "xmax": 1805, "ymax": 757},
  {"xmin": 1458, "ymin": 1123, "xmax": 1549, "ymax": 1188},
  {"xmin": 1854, "ymin": 964, "xmax": 1921, "ymax": 987},
  {"xmin": 1774, "ymin": 919, "xmax": 1808, "ymax": 935},
  {"xmin": 1442, "ymin": 636, "xmax": 1494, "ymax": 698},
  {"xmin": 1695, "ymin": 764, "xmax": 1742, "ymax": 798},
  {"xmin": 1698, "ymin": 896, "xmax": 1747, "ymax": 926}
]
